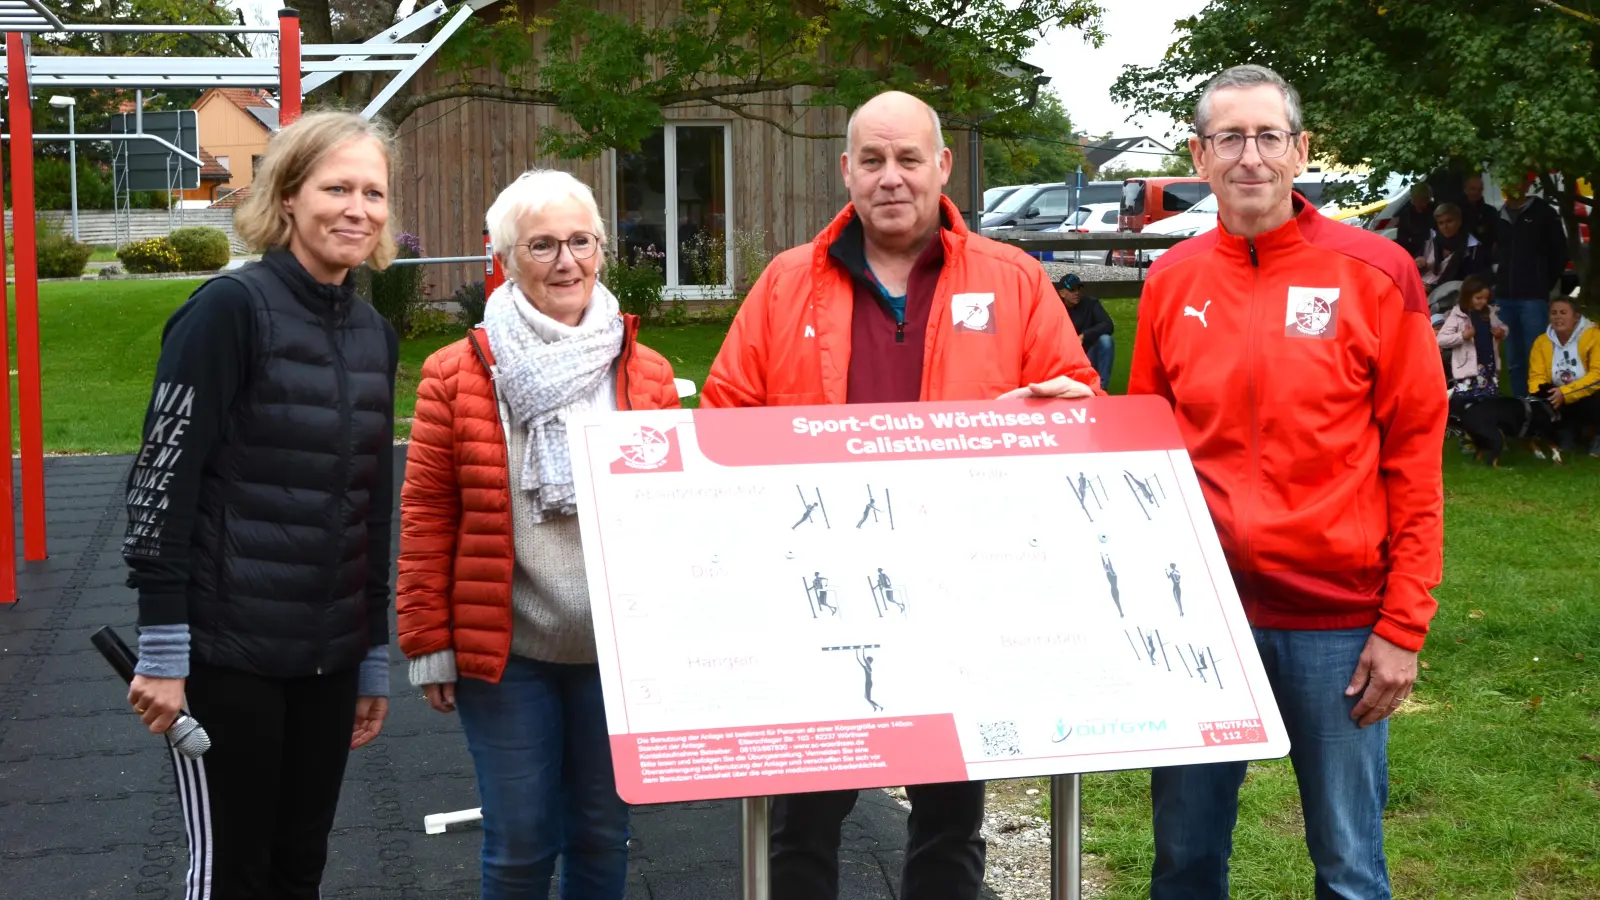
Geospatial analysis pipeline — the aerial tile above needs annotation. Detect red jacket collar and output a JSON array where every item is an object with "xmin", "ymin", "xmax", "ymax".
[{"xmin": 1212, "ymin": 192, "xmax": 1321, "ymax": 263}]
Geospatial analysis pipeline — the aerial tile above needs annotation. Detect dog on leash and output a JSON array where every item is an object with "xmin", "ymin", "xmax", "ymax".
[{"xmin": 1452, "ymin": 391, "xmax": 1563, "ymax": 466}]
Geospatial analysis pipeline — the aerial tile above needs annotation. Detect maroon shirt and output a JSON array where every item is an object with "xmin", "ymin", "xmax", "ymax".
[{"xmin": 831, "ymin": 217, "xmax": 947, "ymax": 404}]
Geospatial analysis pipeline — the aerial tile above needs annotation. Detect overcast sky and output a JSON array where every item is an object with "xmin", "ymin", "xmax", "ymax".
[
  {"xmin": 241, "ymin": 0, "xmax": 1207, "ymax": 143},
  {"xmin": 1025, "ymin": 0, "xmax": 1209, "ymax": 144}
]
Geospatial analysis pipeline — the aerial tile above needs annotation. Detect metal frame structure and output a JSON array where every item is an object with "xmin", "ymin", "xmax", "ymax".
[{"xmin": 0, "ymin": 1, "xmax": 486, "ymax": 604}]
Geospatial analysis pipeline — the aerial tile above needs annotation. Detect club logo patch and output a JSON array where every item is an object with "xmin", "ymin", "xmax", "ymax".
[
  {"xmin": 1285, "ymin": 287, "xmax": 1339, "ymax": 340},
  {"xmin": 952, "ymin": 293, "xmax": 998, "ymax": 334}
]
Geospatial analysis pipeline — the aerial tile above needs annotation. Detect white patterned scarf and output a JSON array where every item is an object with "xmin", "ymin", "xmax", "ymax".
[{"xmin": 483, "ymin": 279, "xmax": 624, "ymax": 521}]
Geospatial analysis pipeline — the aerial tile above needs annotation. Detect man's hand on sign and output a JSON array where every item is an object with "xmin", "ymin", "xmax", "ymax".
[
  {"xmin": 1345, "ymin": 633, "xmax": 1418, "ymax": 727},
  {"xmin": 997, "ymin": 375, "xmax": 1096, "ymax": 401}
]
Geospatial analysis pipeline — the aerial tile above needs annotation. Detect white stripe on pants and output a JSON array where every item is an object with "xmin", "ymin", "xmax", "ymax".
[{"xmin": 171, "ymin": 744, "xmax": 214, "ymax": 900}]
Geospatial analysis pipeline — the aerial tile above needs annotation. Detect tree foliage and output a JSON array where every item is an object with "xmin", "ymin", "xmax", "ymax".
[
  {"xmin": 982, "ymin": 89, "xmax": 1088, "ymax": 188},
  {"xmin": 1110, "ymin": 0, "xmax": 1600, "ymax": 292},
  {"xmin": 378, "ymin": 0, "xmax": 1104, "ymax": 158}
]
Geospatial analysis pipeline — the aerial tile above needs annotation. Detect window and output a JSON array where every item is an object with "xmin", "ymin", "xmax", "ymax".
[
  {"xmin": 1100, "ymin": 209, "xmax": 1119, "ymax": 225},
  {"xmin": 615, "ymin": 123, "xmax": 733, "ymax": 293},
  {"xmin": 1163, "ymin": 182, "xmax": 1211, "ymax": 212},
  {"xmin": 1122, "ymin": 181, "xmax": 1147, "ymax": 216},
  {"xmin": 1033, "ymin": 188, "xmax": 1070, "ymax": 217},
  {"xmin": 251, "ymin": 155, "xmax": 262, "ymax": 177},
  {"xmin": 216, "ymin": 155, "xmax": 230, "ymax": 172}
]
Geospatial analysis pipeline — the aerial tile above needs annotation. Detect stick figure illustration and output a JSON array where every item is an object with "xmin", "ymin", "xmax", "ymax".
[
  {"xmin": 857, "ymin": 648, "xmax": 883, "ymax": 712},
  {"xmin": 1165, "ymin": 563, "xmax": 1183, "ymax": 616},
  {"xmin": 1101, "ymin": 552, "xmax": 1123, "ymax": 618},
  {"xmin": 811, "ymin": 572, "xmax": 837, "ymax": 616},
  {"xmin": 875, "ymin": 568, "xmax": 904, "ymax": 613},
  {"xmin": 857, "ymin": 495, "xmax": 879, "ymax": 528},
  {"xmin": 793, "ymin": 499, "xmax": 820, "ymax": 529}
]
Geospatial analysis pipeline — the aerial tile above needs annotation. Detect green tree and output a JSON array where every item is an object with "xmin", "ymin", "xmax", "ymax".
[
  {"xmin": 1110, "ymin": 0, "xmax": 1600, "ymax": 297},
  {"xmin": 373, "ymin": 0, "xmax": 1104, "ymax": 159},
  {"xmin": 982, "ymin": 89, "xmax": 1089, "ymax": 188}
]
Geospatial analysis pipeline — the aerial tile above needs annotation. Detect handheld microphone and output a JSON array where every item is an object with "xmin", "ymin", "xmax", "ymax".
[{"xmin": 91, "ymin": 626, "xmax": 211, "ymax": 759}]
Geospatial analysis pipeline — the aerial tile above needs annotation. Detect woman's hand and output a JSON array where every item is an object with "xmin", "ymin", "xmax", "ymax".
[
  {"xmin": 128, "ymin": 675, "xmax": 187, "ymax": 735},
  {"xmin": 1461, "ymin": 324, "xmax": 1475, "ymax": 340},
  {"xmin": 423, "ymin": 683, "xmax": 457, "ymax": 713},
  {"xmin": 1549, "ymin": 389, "xmax": 1566, "ymax": 409},
  {"xmin": 351, "ymin": 696, "xmax": 389, "ymax": 749},
  {"xmin": 1492, "ymin": 325, "xmax": 1507, "ymax": 339}
]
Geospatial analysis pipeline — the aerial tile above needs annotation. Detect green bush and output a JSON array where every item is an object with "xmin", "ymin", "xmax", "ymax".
[
  {"xmin": 167, "ymin": 226, "xmax": 230, "ymax": 271},
  {"xmin": 117, "ymin": 237, "xmax": 183, "ymax": 274},
  {"xmin": 369, "ymin": 232, "xmax": 426, "ymax": 335},
  {"xmin": 605, "ymin": 245, "xmax": 666, "ymax": 323},
  {"xmin": 36, "ymin": 234, "xmax": 94, "ymax": 279},
  {"xmin": 452, "ymin": 280, "xmax": 486, "ymax": 328}
]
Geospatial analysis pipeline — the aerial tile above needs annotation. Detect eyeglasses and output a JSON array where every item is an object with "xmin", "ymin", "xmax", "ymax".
[
  {"xmin": 523, "ymin": 232, "xmax": 600, "ymax": 264},
  {"xmin": 1202, "ymin": 130, "xmax": 1300, "ymax": 160}
]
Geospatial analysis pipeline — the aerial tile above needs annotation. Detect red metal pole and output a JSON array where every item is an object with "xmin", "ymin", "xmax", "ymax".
[
  {"xmin": 484, "ymin": 228, "xmax": 504, "ymax": 297},
  {"xmin": 0, "ymin": 41, "xmax": 22, "ymax": 599},
  {"xmin": 278, "ymin": 9, "xmax": 302, "ymax": 125},
  {"xmin": 8, "ymin": 33, "xmax": 45, "ymax": 562}
]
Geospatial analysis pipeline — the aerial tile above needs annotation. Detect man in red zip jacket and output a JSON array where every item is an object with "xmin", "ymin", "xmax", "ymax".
[{"xmin": 1129, "ymin": 65, "xmax": 1446, "ymax": 900}]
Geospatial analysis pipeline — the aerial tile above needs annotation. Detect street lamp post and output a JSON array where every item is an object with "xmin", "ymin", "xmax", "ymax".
[{"xmin": 48, "ymin": 95, "xmax": 77, "ymax": 242}]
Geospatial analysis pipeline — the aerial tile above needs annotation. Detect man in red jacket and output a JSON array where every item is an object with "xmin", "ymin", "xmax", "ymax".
[
  {"xmin": 705, "ymin": 90, "xmax": 1100, "ymax": 900},
  {"xmin": 1129, "ymin": 65, "xmax": 1446, "ymax": 899}
]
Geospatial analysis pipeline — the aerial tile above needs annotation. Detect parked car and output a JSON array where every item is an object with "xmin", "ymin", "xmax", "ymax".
[
  {"xmin": 1039, "ymin": 202, "xmax": 1121, "ymax": 263},
  {"xmin": 984, "ymin": 185, "xmax": 1024, "ymax": 213},
  {"xmin": 1118, "ymin": 176, "xmax": 1211, "ymax": 233},
  {"xmin": 982, "ymin": 181, "xmax": 1122, "ymax": 232},
  {"xmin": 1134, "ymin": 173, "xmax": 1363, "ymax": 266}
]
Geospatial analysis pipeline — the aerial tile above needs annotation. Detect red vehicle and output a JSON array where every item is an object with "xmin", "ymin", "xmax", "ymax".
[{"xmin": 1113, "ymin": 177, "xmax": 1212, "ymax": 265}]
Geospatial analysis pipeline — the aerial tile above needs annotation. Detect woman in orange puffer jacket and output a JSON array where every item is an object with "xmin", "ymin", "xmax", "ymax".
[{"xmin": 396, "ymin": 169, "xmax": 679, "ymax": 900}]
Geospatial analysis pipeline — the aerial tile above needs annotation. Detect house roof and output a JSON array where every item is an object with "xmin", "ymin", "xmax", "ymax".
[
  {"xmin": 209, "ymin": 186, "xmax": 250, "ymax": 209},
  {"xmin": 196, "ymin": 88, "xmax": 279, "ymax": 132},
  {"xmin": 196, "ymin": 148, "xmax": 232, "ymax": 182},
  {"xmin": 1084, "ymin": 136, "xmax": 1173, "ymax": 168},
  {"xmin": 245, "ymin": 106, "xmax": 279, "ymax": 132}
]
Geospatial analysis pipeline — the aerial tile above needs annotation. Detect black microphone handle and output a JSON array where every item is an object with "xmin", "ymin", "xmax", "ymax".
[{"xmin": 91, "ymin": 626, "xmax": 139, "ymax": 684}]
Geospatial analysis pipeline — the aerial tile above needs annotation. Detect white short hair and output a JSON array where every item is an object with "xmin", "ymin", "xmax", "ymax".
[
  {"xmin": 485, "ymin": 169, "xmax": 607, "ymax": 267},
  {"xmin": 845, "ymin": 96, "xmax": 944, "ymax": 156}
]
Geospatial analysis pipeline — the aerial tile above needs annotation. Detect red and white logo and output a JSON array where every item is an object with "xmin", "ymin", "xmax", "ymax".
[
  {"xmin": 1284, "ymin": 287, "xmax": 1339, "ymax": 340},
  {"xmin": 610, "ymin": 424, "xmax": 684, "ymax": 474},
  {"xmin": 952, "ymin": 293, "xmax": 998, "ymax": 334}
]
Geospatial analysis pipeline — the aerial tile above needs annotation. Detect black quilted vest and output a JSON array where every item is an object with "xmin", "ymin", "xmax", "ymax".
[{"xmin": 188, "ymin": 254, "xmax": 394, "ymax": 678}]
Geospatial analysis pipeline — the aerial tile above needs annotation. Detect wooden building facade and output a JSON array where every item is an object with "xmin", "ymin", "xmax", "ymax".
[{"xmin": 390, "ymin": 2, "xmax": 977, "ymax": 299}]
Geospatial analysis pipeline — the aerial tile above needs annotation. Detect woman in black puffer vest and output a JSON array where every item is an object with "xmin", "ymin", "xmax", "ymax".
[{"xmin": 122, "ymin": 110, "xmax": 400, "ymax": 899}]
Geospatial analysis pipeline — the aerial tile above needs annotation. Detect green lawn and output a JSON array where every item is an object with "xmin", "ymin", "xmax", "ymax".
[{"xmin": 13, "ymin": 280, "xmax": 1600, "ymax": 896}]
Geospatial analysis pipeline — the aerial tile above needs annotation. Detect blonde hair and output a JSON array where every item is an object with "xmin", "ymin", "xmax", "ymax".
[{"xmin": 235, "ymin": 110, "xmax": 399, "ymax": 270}]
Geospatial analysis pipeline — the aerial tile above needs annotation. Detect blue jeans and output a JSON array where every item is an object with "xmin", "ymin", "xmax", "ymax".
[
  {"xmin": 455, "ymin": 657, "xmax": 631, "ymax": 900},
  {"xmin": 1150, "ymin": 627, "xmax": 1390, "ymax": 900},
  {"xmin": 1497, "ymin": 298, "xmax": 1548, "ymax": 397},
  {"xmin": 1087, "ymin": 334, "xmax": 1115, "ymax": 392}
]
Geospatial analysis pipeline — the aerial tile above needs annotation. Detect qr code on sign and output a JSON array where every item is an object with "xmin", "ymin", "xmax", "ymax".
[{"xmin": 978, "ymin": 720, "xmax": 1022, "ymax": 758}]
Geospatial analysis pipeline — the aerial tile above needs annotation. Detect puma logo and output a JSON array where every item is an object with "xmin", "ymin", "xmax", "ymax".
[{"xmin": 1184, "ymin": 300, "xmax": 1212, "ymax": 328}]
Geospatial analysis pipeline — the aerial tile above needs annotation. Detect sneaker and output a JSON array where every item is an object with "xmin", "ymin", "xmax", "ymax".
[{"xmin": 1532, "ymin": 447, "xmax": 1548, "ymax": 460}]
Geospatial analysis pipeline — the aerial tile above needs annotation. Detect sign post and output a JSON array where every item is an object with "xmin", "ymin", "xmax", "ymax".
[{"xmin": 568, "ymin": 396, "xmax": 1289, "ymax": 895}]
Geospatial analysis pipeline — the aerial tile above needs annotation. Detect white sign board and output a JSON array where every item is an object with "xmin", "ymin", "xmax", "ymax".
[{"xmin": 569, "ymin": 396, "xmax": 1288, "ymax": 804}]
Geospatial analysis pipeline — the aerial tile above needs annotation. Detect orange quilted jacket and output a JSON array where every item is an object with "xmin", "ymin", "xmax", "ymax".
[{"xmin": 396, "ymin": 314, "xmax": 680, "ymax": 682}]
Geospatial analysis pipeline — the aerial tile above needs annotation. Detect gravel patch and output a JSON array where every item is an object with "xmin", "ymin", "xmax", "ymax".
[{"xmin": 884, "ymin": 784, "xmax": 1108, "ymax": 899}]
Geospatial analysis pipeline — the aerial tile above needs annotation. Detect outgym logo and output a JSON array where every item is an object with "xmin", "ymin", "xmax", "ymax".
[
  {"xmin": 1285, "ymin": 286, "xmax": 1339, "ymax": 340},
  {"xmin": 610, "ymin": 425, "xmax": 684, "ymax": 474}
]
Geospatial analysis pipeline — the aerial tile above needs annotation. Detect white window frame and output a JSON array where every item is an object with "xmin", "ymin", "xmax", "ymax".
[{"xmin": 610, "ymin": 121, "xmax": 736, "ymax": 300}]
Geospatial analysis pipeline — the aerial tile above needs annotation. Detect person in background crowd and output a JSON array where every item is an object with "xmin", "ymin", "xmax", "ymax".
[
  {"xmin": 122, "ymin": 110, "xmax": 400, "ymax": 899},
  {"xmin": 399, "ymin": 169, "xmax": 681, "ymax": 900},
  {"xmin": 1130, "ymin": 64, "xmax": 1445, "ymax": 900},
  {"xmin": 1396, "ymin": 181, "xmax": 1436, "ymax": 258},
  {"xmin": 1417, "ymin": 202, "xmax": 1488, "ymax": 293},
  {"xmin": 1057, "ymin": 272, "xmax": 1116, "ymax": 391},
  {"xmin": 1528, "ymin": 296, "xmax": 1600, "ymax": 456},
  {"xmin": 1436, "ymin": 273, "xmax": 1506, "ymax": 398},
  {"xmin": 703, "ymin": 88, "xmax": 1100, "ymax": 900},
  {"xmin": 1460, "ymin": 174, "xmax": 1497, "ymax": 253},
  {"xmin": 1494, "ymin": 177, "xmax": 1570, "ymax": 398}
]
